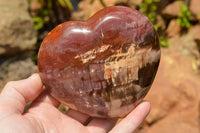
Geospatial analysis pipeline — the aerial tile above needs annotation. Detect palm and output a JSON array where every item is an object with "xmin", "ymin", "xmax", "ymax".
[
  {"xmin": 23, "ymin": 92, "xmax": 116, "ymax": 133},
  {"xmin": 0, "ymin": 74, "xmax": 150, "ymax": 133}
]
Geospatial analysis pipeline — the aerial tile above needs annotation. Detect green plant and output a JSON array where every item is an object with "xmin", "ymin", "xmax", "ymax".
[
  {"xmin": 90, "ymin": 0, "xmax": 106, "ymax": 7},
  {"xmin": 176, "ymin": 2, "xmax": 192, "ymax": 29},
  {"xmin": 140, "ymin": 0, "xmax": 161, "ymax": 30},
  {"xmin": 159, "ymin": 36, "xmax": 170, "ymax": 47},
  {"xmin": 58, "ymin": 0, "xmax": 73, "ymax": 10},
  {"xmin": 29, "ymin": 0, "xmax": 73, "ymax": 64},
  {"xmin": 29, "ymin": 0, "xmax": 73, "ymax": 31},
  {"xmin": 32, "ymin": 9, "xmax": 51, "ymax": 31},
  {"xmin": 140, "ymin": 0, "xmax": 170, "ymax": 47}
]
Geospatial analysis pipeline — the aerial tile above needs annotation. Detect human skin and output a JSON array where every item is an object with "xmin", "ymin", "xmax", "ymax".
[{"xmin": 0, "ymin": 74, "xmax": 150, "ymax": 133}]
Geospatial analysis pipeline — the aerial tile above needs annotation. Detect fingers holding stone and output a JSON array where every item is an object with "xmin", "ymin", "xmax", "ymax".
[
  {"xmin": 87, "ymin": 117, "xmax": 117, "ymax": 133},
  {"xmin": 109, "ymin": 101, "xmax": 151, "ymax": 133}
]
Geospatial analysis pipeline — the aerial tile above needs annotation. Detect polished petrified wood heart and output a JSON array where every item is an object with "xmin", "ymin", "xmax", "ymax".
[{"xmin": 38, "ymin": 6, "xmax": 161, "ymax": 118}]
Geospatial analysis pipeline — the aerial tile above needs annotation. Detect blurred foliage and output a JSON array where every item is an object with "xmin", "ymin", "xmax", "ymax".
[
  {"xmin": 58, "ymin": 0, "xmax": 73, "ymax": 10},
  {"xmin": 31, "ymin": 42, "xmax": 41, "ymax": 63},
  {"xmin": 176, "ymin": 2, "xmax": 192, "ymax": 29},
  {"xmin": 140, "ymin": 0, "xmax": 161, "ymax": 30},
  {"xmin": 29, "ymin": 0, "xmax": 72, "ymax": 63},
  {"xmin": 140, "ymin": 0, "xmax": 170, "ymax": 48},
  {"xmin": 31, "ymin": 9, "xmax": 51, "ymax": 31},
  {"xmin": 159, "ymin": 36, "xmax": 171, "ymax": 47},
  {"xmin": 90, "ymin": 0, "xmax": 107, "ymax": 7},
  {"xmin": 29, "ymin": 0, "xmax": 72, "ymax": 31}
]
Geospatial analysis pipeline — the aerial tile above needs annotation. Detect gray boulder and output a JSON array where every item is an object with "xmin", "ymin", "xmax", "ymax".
[
  {"xmin": 0, "ymin": 0, "xmax": 37, "ymax": 56},
  {"xmin": 0, "ymin": 53, "xmax": 37, "ymax": 90}
]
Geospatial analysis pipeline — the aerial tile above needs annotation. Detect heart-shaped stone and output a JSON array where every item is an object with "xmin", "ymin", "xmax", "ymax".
[{"xmin": 38, "ymin": 6, "xmax": 160, "ymax": 118}]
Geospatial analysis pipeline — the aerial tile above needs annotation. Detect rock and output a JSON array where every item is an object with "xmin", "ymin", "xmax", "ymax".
[
  {"xmin": 188, "ymin": 25, "xmax": 200, "ymax": 72},
  {"xmin": 29, "ymin": 0, "xmax": 42, "ymax": 16},
  {"xmin": 190, "ymin": 0, "xmax": 200, "ymax": 21},
  {"xmin": 145, "ymin": 109, "xmax": 199, "ymax": 133},
  {"xmin": 156, "ymin": 15, "xmax": 166, "ymax": 31},
  {"xmin": 166, "ymin": 19, "xmax": 181, "ymax": 37},
  {"xmin": 0, "ymin": 0, "xmax": 37, "ymax": 90},
  {"xmin": 115, "ymin": 0, "xmax": 141, "ymax": 8},
  {"xmin": 0, "ymin": 0, "xmax": 28, "ymax": 11},
  {"xmin": 188, "ymin": 25, "xmax": 200, "ymax": 55},
  {"xmin": 72, "ymin": 0, "xmax": 116, "ymax": 20},
  {"xmin": 162, "ymin": 1, "xmax": 181, "ymax": 18},
  {"xmin": 156, "ymin": 0, "xmax": 175, "ymax": 13},
  {"xmin": 71, "ymin": 0, "xmax": 138, "ymax": 21},
  {"xmin": 0, "ymin": 0, "xmax": 37, "ymax": 56},
  {"xmin": 168, "ymin": 25, "xmax": 200, "ymax": 74},
  {"xmin": 136, "ymin": 48, "xmax": 200, "ymax": 133},
  {"xmin": 188, "ymin": 24, "xmax": 200, "ymax": 40},
  {"xmin": 168, "ymin": 29, "xmax": 199, "ymax": 57},
  {"xmin": 128, "ymin": 0, "xmax": 142, "ymax": 6},
  {"xmin": 0, "ymin": 53, "xmax": 37, "ymax": 90}
]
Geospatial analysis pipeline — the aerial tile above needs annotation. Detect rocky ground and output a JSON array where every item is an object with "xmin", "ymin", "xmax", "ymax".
[
  {"xmin": 0, "ymin": 0, "xmax": 200, "ymax": 132},
  {"xmin": 0, "ymin": 0, "xmax": 37, "ymax": 89}
]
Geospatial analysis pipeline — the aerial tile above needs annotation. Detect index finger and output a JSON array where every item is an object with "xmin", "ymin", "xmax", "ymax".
[
  {"xmin": 0, "ymin": 74, "xmax": 43, "ymax": 114},
  {"xmin": 109, "ymin": 101, "xmax": 151, "ymax": 133}
]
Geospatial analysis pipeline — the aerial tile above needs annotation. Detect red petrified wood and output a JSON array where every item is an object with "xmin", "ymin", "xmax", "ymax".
[{"xmin": 38, "ymin": 6, "xmax": 161, "ymax": 118}]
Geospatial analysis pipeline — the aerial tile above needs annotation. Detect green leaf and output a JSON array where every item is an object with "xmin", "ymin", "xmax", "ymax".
[
  {"xmin": 90, "ymin": 0, "xmax": 95, "ymax": 4},
  {"xmin": 150, "ymin": 4, "xmax": 157, "ymax": 11},
  {"xmin": 58, "ymin": 0, "xmax": 66, "ymax": 7},
  {"xmin": 32, "ymin": 16, "xmax": 45, "ymax": 30},
  {"xmin": 154, "ymin": 0, "xmax": 160, "ymax": 2},
  {"xmin": 176, "ymin": 2, "xmax": 191, "ymax": 29},
  {"xmin": 58, "ymin": 0, "xmax": 73, "ymax": 10},
  {"xmin": 64, "ymin": 0, "xmax": 73, "ymax": 10},
  {"xmin": 160, "ymin": 36, "xmax": 171, "ymax": 47},
  {"xmin": 146, "ymin": 0, "xmax": 152, "ymax": 4},
  {"xmin": 99, "ymin": 0, "xmax": 106, "ymax": 7}
]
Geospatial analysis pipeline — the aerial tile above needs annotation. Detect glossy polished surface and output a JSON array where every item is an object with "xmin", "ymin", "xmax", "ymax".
[{"xmin": 38, "ymin": 6, "xmax": 161, "ymax": 118}]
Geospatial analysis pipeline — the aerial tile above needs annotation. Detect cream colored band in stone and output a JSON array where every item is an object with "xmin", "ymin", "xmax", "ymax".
[{"xmin": 104, "ymin": 44, "xmax": 160, "ymax": 85}]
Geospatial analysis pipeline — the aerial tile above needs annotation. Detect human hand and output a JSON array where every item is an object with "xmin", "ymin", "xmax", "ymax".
[{"xmin": 0, "ymin": 74, "xmax": 150, "ymax": 133}]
